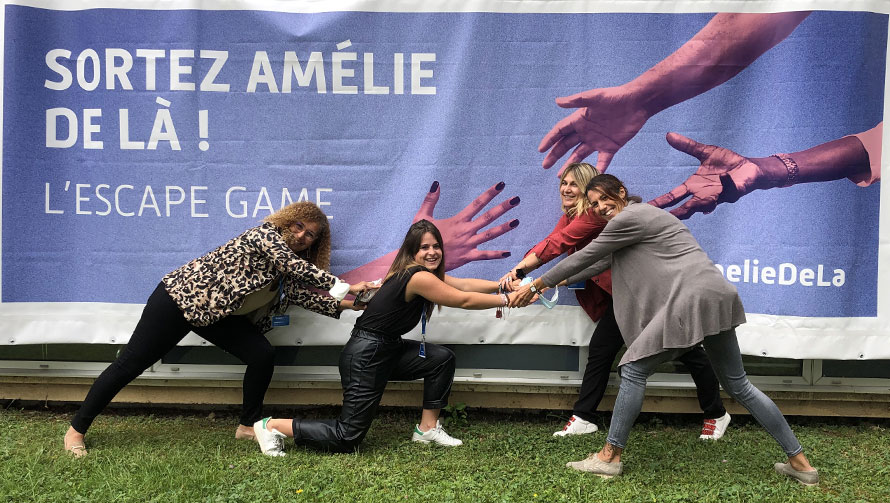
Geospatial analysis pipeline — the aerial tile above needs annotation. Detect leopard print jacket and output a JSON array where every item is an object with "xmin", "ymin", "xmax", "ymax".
[{"xmin": 162, "ymin": 222, "xmax": 341, "ymax": 330}]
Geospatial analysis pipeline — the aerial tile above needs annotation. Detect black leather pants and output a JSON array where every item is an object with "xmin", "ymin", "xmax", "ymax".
[{"xmin": 293, "ymin": 328, "xmax": 456, "ymax": 452}]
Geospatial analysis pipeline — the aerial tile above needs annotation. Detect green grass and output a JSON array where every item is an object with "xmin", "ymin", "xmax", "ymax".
[{"xmin": 1, "ymin": 406, "xmax": 888, "ymax": 503}]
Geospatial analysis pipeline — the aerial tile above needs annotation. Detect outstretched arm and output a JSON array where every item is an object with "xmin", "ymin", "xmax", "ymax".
[
  {"xmin": 510, "ymin": 210, "xmax": 646, "ymax": 307},
  {"xmin": 650, "ymin": 124, "xmax": 879, "ymax": 219},
  {"xmin": 408, "ymin": 271, "xmax": 525, "ymax": 310},
  {"xmin": 539, "ymin": 12, "xmax": 810, "ymax": 175},
  {"xmin": 500, "ymin": 212, "xmax": 606, "ymax": 289},
  {"xmin": 340, "ymin": 181, "xmax": 520, "ymax": 283},
  {"xmin": 444, "ymin": 274, "xmax": 500, "ymax": 294}
]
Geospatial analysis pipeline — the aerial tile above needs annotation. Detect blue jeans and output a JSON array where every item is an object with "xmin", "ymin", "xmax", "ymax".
[{"xmin": 607, "ymin": 329, "xmax": 803, "ymax": 457}]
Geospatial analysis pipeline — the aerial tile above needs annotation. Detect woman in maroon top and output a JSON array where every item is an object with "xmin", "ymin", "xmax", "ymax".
[{"xmin": 500, "ymin": 163, "xmax": 729, "ymax": 439}]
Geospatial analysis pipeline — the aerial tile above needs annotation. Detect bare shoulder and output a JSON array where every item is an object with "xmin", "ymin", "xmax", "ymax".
[{"xmin": 408, "ymin": 269, "xmax": 440, "ymax": 285}]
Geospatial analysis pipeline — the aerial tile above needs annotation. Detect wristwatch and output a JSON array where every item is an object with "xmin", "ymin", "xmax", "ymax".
[{"xmin": 529, "ymin": 282, "xmax": 540, "ymax": 294}]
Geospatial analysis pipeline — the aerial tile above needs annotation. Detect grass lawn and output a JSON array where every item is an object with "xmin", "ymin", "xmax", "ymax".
[{"xmin": 1, "ymin": 405, "xmax": 888, "ymax": 502}]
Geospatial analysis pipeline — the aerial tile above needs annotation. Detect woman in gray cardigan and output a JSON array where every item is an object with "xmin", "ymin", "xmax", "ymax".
[{"xmin": 513, "ymin": 174, "xmax": 818, "ymax": 485}]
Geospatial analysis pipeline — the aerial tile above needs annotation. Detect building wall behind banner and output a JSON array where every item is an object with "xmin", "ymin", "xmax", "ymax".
[{"xmin": 1, "ymin": 2, "xmax": 889, "ymax": 360}]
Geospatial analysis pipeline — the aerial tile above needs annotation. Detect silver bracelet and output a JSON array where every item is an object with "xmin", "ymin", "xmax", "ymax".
[{"xmin": 772, "ymin": 153, "xmax": 799, "ymax": 187}]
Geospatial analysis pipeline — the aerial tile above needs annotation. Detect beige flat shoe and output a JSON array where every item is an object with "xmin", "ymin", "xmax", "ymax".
[
  {"xmin": 64, "ymin": 440, "xmax": 88, "ymax": 458},
  {"xmin": 235, "ymin": 426, "xmax": 256, "ymax": 440},
  {"xmin": 774, "ymin": 462, "xmax": 819, "ymax": 486},
  {"xmin": 566, "ymin": 453, "xmax": 622, "ymax": 478}
]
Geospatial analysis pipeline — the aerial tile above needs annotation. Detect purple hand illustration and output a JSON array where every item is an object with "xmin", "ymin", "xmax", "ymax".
[
  {"xmin": 414, "ymin": 181, "xmax": 520, "ymax": 271},
  {"xmin": 538, "ymin": 86, "xmax": 651, "ymax": 176},
  {"xmin": 650, "ymin": 132, "xmax": 759, "ymax": 219}
]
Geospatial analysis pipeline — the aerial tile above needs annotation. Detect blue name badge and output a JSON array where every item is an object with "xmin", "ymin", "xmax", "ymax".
[
  {"xmin": 567, "ymin": 281, "xmax": 586, "ymax": 290},
  {"xmin": 271, "ymin": 314, "xmax": 290, "ymax": 327}
]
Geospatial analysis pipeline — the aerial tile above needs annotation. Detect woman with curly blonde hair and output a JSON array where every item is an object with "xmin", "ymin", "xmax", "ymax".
[{"xmin": 64, "ymin": 201, "xmax": 376, "ymax": 457}]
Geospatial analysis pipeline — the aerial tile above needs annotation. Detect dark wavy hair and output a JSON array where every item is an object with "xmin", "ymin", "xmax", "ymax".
[
  {"xmin": 585, "ymin": 174, "xmax": 643, "ymax": 205},
  {"xmin": 384, "ymin": 219, "xmax": 445, "ymax": 315}
]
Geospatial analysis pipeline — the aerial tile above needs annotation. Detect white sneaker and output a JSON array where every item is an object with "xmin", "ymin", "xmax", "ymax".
[
  {"xmin": 253, "ymin": 417, "xmax": 287, "ymax": 457},
  {"xmin": 554, "ymin": 415, "xmax": 599, "ymax": 437},
  {"xmin": 699, "ymin": 412, "xmax": 731, "ymax": 440},
  {"xmin": 411, "ymin": 420, "xmax": 463, "ymax": 446}
]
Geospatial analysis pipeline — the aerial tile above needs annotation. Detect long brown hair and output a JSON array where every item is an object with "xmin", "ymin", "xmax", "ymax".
[
  {"xmin": 585, "ymin": 174, "xmax": 643, "ymax": 206},
  {"xmin": 264, "ymin": 201, "xmax": 331, "ymax": 270},
  {"xmin": 384, "ymin": 219, "xmax": 445, "ymax": 315}
]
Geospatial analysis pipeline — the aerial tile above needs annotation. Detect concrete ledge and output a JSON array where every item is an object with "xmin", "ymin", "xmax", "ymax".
[{"xmin": 3, "ymin": 375, "xmax": 890, "ymax": 417}]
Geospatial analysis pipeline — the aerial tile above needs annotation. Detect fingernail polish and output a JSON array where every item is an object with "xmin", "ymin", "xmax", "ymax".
[
  {"xmin": 495, "ymin": 182, "xmax": 505, "ymax": 191},
  {"xmin": 509, "ymin": 219, "xmax": 519, "ymax": 228},
  {"xmin": 509, "ymin": 196, "xmax": 520, "ymax": 206},
  {"xmin": 429, "ymin": 181, "xmax": 439, "ymax": 193},
  {"xmin": 502, "ymin": 252, "xmax": 511, "ymax": 258}
]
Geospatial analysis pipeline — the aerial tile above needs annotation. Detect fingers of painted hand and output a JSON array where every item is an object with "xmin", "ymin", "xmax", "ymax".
[
  {"xmin": 413, "ymin": 181, "xmax": 441, "ymax": 222},
  {"xmin": 554, "ymin": 89, "xmax": 599, "ymax": 109},
  {"xmin": 649, "ymin": 182, "xmax": 691, "ymax": 209},
  {"xmin": 659, "ymin": 131, "xmax": 756, "ymax": 218},
  {"xmin": 469, "ymin": 218, "xmax": 519, "ymax": 249},
  {"xmin": 539, "ymin": 112, "xmax": 586, "ymax": 169},
  {"xmin": 413, "ymin": 181, "xmax": 517, "ymax": 271},
  {"xmin": 453, "ymin": 181, "xmax": 507, "ymax": 222},
  {"xmin": 541, "ymin": 87, "xmax": 647, "ymax": 172},
  {"xmin": 556, "ymin": 143, "xmax": 602, "ymax": 178},
  {"xmin": 446, "ymin": 249, "xmax": 511, "ymax": 271},
  {"xmin": 669, "ymin": 193, "xmax": 720, "ymax": 220},
  {"xmin": 471, "ymin": 194, "xmax": 520, "ymax": 231},
  {"xmin": 665, "ymin": 132, "xmax": 713, "ymax": 161}
]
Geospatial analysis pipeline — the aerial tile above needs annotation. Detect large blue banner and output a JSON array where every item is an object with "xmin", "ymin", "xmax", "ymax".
[{"xmin": 1, "ymin": 2, "xmax": 887, "ymax": 358}]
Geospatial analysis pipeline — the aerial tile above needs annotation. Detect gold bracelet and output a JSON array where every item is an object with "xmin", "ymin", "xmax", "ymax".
[{"xmin": 772, "ymin": 154, "xmax": 799, "ymax": 187}]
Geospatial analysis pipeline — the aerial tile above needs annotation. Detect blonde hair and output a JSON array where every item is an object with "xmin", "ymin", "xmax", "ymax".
[
  {"xmin": 264, "ymin": 201, "xmax": 331, "ymax": 270},
  {"xmin": 560, "ymin": 162, "xmax": 600, "ymax": 218}
]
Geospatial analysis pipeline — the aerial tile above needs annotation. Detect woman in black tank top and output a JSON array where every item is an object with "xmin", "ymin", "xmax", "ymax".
[{"xmin": 252, "ymin": 219, "xmax": 529, "ymax": 454}]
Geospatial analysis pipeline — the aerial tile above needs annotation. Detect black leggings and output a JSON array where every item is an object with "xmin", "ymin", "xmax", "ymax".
[
  {"xmin": 572, "ymin": 303, "xmax": 726, "ymax": 422},
  {"xmin": 293, "ymin": 328, "xmax": 456, "ymax": 453},
  {"xmin": 71, "ymin": 282, "xmax": 275, "ymax": 433}
]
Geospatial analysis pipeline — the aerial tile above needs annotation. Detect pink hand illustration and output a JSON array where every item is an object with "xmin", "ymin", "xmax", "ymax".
[
  {"xmin": 538, "ymin": 86, "xmax": 651, "ymax": 176},
  {"xmin": 414, "ymin": 181, "xmax": 520, "ymax": 271},
  {"xmin": 650, "ymin": 132, "xmax": 759, "ymax": 219},
  {"xmin": 538, "ymin": 13, "xmax": 810, "ymax": 178},
  {"xmin": 651, "ymin": 127, "xmax": 878, "ymax": 220},
  {"xmin": 339, "ymin": 181, "xmax": 519, "ymax": 283}
]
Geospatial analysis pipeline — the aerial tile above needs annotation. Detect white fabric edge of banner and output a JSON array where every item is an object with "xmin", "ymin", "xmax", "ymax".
[
  {"xmin": 1, "ymin": 302, "xmax": 890, "ymax": 360},
  {"xmin": 3, "ymin": 0, "xmax": 890, "ymax": 15},
  {"xmin": 0, "ymin": 3, "xmax": 888, "ymax": 361}
]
